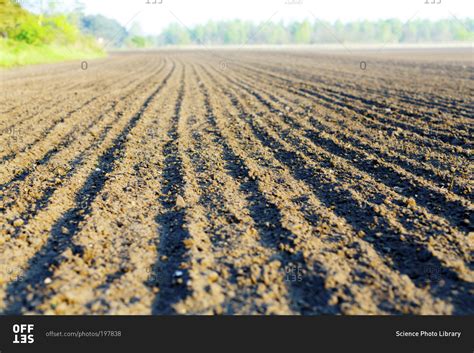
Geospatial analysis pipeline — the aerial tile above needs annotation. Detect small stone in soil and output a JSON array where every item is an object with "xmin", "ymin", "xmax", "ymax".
[{"xmin": 13, "ymin": 219, "xmax": 24, "ymax": 227}]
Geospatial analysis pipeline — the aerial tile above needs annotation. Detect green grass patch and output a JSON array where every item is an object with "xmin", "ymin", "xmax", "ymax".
[
  {"xmin": 0, "ymin": 0, "xmax": 106, "ymax": 68},
  {"xmin": 0, "ymin": 38, "xmax": 106, "ymax": 68}
]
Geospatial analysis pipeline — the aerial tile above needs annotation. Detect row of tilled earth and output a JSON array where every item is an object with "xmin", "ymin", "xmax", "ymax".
[{"xmin": 0, "ymin": 50, "xmax": 472, "ymax": 314}]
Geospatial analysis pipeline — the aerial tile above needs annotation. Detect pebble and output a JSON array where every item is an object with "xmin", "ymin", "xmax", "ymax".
[
  {"xmin": 44, "ymin": 278, "xmax": 52, "ymax": 285},
  {"xmin": 13, "ymin": 219, "xmax": 24, "ymax": 227},
  {"xmin": 328, "ymin": 295, "xmax": 339, "ymax": 306},
  {"xmin": 183, "ymin": 239, "xmax": 194, "ymax": 249},
  {"xmin": 174, "ymin": 270, "xmax": 183, "ymax": 277},
  {"xmin": 176, "ymin": 195, "xmax": 186, "ymax": 208},
  {"xmin": 208, "ymin": 271, "xmax": 219, "ymax": 283},
  {"xmin": 406, "ymin": 197, "xmax": 417, "ymax": 208}
]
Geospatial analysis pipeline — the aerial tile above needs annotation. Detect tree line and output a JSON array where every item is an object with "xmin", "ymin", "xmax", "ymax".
[
  {"xmin": 156, "ymin": 19, "xmax": 473, "ymax": 46},
  {"xmin": 77, "ymin": 16, "xmax": 473, "ymax": 48}
]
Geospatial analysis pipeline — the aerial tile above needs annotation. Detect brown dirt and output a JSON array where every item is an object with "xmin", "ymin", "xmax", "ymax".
[{"xmin": 0, "ymin": 49, "xmax": 472, "ymax": 315}]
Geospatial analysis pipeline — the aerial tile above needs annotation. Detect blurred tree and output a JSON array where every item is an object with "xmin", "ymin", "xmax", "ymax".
[
  {"xmin": 294, "ymin": 20, "xmax": 312, "ymax": 44},
  {"xmin": 78, "ymin": 14, "xmax": 127, "ymax": 46}
]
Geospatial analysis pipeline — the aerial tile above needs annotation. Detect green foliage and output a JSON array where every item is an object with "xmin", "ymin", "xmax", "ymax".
[
  {"xmin": 154, "ymin": 18, "xmax": 473, "ymax": 46},
  {"xmin": 124, "ymin": 35, "xmax": 155, "ymax": 48},
  {"xmin": 130, "ymin": 36, "xmax": 146, "ymax": 48},
  {"xmin": 72, "ymin": 8, "xmax": 473, "ymax": 48},
  {"xmin": 161, "ymin": 23, "xmax": 191, "ymax": 45},
  {"xmin": 78, "ymin": 14, "xmax": 127, "ymax": 47},
  {"xmin": 1, "ymin": 0, "xmax": 78, "ymax": 45},
  {"xmin": 49, "ymin": 15, "xmax": 79, "ymax": 44},
  {"xmin": 77, "ymin": 15, "xmax": 159, "ymax": 49},
  {"xmin": 0, "ymin": 0, "xmax": 104, "ymax": 67},
  {"xmin": 293, "ymin": 20, "xmax": 312, "ymax": 44},
  {"xmin": 0, "ymin": 38, "xmax": 104, "ymax": 67},
  {"xmin": 10, "ymin": 15, "xmax": 52, "ymax": 44}
]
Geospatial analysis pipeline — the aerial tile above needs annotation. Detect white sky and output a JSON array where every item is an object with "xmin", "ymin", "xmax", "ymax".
[{"xmin": 26, "ymin": 0, "xmax": 474, "ymax": 35}]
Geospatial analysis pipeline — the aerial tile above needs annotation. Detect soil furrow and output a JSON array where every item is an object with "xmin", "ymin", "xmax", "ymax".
[
  {"xmin": 203, "ymin": 61, "xmax": 472, "ymax": 314},
  {"xmin": 1, "ymin": 50, "xmax": 471, "ymax": 315},
  {"xmin": 151, "ymin": 64, "xmax": 191, "ymax": 314},
  {"xmin": 2, "ymin": 62, "xmax": 176, "ymax": 314},
  {"xmin": 210, "ymin": 63, "xmax": 473, "ymax": 233},
  {"xmin": 199, "ymin": 62, "xmax": 452, "ymax": 314}
]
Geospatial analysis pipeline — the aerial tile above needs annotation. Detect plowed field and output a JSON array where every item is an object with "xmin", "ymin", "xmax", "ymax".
[{"xmin": 0, "ymin": 49, "xmax": 472, "ymax": 315}]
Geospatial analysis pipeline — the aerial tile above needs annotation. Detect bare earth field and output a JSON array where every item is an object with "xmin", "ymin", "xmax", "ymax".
[{"xmin": 0, "ymin": 49, "xmax": 472, "ymax": 315}]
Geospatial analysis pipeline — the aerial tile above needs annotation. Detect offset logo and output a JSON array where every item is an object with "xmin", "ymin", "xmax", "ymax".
[{"xmin": 12, "ymin": 324, "xmax": 34, "ymax": 344}]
